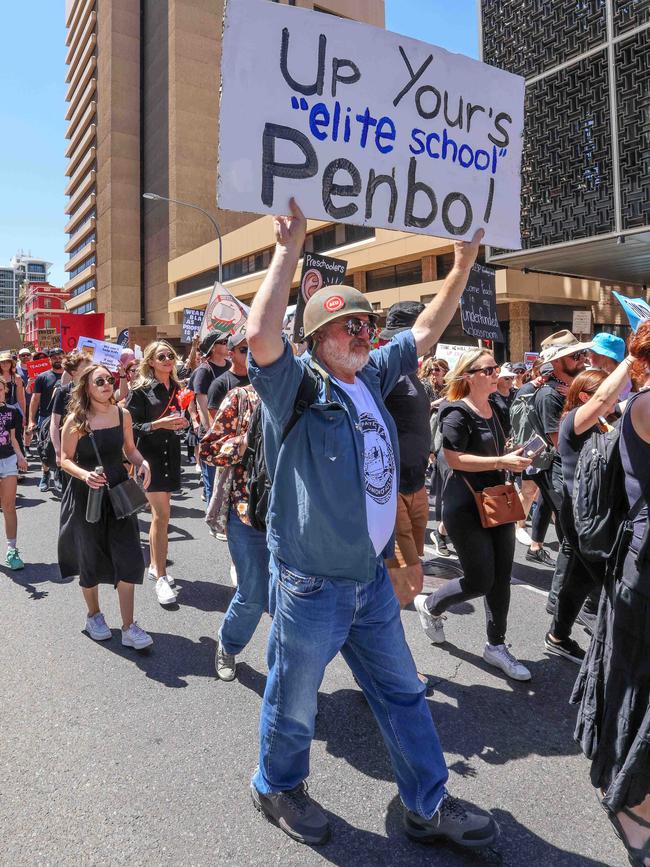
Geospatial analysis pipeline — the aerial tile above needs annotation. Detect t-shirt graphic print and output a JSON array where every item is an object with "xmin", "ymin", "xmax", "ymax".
[{"xmin": 334, "ymin": 377, "xmax": 397, "ymax": 556}]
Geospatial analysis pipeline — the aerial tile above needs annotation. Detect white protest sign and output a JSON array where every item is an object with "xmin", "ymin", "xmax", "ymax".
[
  {"xmin": 218, "ymin": 0, "xmax": 524, "ymax": 248},
  {"xmin": 434, "ymin": 343, "xmax": 475, "ymax": 369},
  {"xmin": 77, "ymin": 336, "xmax": 122, "ymax": 371}
]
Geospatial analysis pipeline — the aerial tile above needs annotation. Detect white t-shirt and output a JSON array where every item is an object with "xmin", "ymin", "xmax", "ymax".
[{"xmin": 334, "ymin": 376, "xmax": 397, "ymax": 556}]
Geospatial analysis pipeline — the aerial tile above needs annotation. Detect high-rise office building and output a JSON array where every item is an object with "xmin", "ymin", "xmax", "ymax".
[
  {"xmin": 0, "ymin": 253, "xmax": 51, "ymax": 320},
  {"xmin": 63, "ymin": 0, "xmax": 384, "ymax": 339}
]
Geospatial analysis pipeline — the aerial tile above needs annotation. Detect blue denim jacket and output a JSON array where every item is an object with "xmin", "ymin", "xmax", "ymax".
[{"xmin": 248, "ymin": 330, "xmax": 418, "ymax": 582}]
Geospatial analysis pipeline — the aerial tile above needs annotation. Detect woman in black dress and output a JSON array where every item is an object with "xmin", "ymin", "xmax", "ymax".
[
  {"xmin": 415, "ymin": 349, "xmax": 533, "ymax": 681},
  {"xmin": 125, "ymin": 341, "xmax": 188, "ymax": 607},
  {"xmin": 59, "ymin": 365, "xmax": 153, "ymax": 650},
  {"xmin": 572, "ymin": 324, "xmax": 650, "ymax": 867},
  {"xmin": 0, "ymin": 351, "xmax": 26, "ymax": 458}
]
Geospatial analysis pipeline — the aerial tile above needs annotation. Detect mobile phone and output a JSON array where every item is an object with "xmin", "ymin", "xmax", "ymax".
[{"xmin": 521, "ymin": 433, "xmax": 546, "ymax": 459}]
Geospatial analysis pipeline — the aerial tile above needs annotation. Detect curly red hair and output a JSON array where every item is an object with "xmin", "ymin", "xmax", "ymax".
[{"xmin": 629, "ymin": 320, "xmax": 650, "ymax": 382}]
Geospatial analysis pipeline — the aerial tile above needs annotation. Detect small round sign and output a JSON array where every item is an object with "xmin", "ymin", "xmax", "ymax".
[{"xmin": 324, "ymin": 295, "xmax": 345, "ymax": 312}]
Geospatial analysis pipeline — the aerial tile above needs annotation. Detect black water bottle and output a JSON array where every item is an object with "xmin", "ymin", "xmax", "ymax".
[{"xmin": 85, "ymin": 466, "xmax": 104, "ymax": 523}]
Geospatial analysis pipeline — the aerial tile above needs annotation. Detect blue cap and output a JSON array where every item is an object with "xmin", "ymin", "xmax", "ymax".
[{"xmin": 590, "ymin": 332, "xmax": 626, "ymax": 363}]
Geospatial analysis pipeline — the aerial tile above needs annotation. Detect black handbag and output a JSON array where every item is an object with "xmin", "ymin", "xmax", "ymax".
[{"xmin": 88, "ymin": 414, "xmax": 148, "ymax": 519}]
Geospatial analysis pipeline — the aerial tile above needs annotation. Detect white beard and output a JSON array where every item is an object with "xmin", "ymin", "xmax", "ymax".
[{"xmin": 318, "ymin": 335, "xmax": 370, "ymax": 376}]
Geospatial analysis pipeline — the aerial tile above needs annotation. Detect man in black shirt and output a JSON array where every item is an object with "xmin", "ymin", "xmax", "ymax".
[
  {"xmin": 491, "ymin": 363, "xmax": 518, "ymax": 438},
  {"xmin": 208, "ymin": 332, "xmax": 249, "ymax": 421},
  {"xmin": 381, "ymin": 302, "xmax": 431, "ymax": 607},
  {"xmin": 531, "ymin": 330, "xmax": 598, "ymax": 663},
  {"xmin": 193, "ymin": 332, "xmax": 231, "ymax": 505},
  {"xmin": 28, "ymin": 347, "xmax": 64, "ymax": 492}
]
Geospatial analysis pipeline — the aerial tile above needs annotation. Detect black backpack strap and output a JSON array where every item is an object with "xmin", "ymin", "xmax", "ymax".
[{"xmin": 281, "ymin": 364, "xmax": 322, "ymax": 443}]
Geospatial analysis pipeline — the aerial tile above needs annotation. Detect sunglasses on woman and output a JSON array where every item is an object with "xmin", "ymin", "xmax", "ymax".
[
  {"xmin": 468, "ymin": 365, "xmax": 501, "ymax": 376},
  {"xmin": 155, "ymin": 352, "xmax": 175, "ymax": 362},
  {"xmin": 430, "ymin": 366, "xmax": 443, "ymax": 373},
  {"xmin": 343, "ymin": 317, "xmax": 378, "ymax": 339},
  {"xmin": 93, "ymin": 376, "xmax": 115, "ymax": 387}
]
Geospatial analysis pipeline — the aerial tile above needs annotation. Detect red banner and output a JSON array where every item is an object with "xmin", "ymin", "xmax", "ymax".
[{"xmin": 59, "ymin": 312, "xmax": 105, "ymax": 351}]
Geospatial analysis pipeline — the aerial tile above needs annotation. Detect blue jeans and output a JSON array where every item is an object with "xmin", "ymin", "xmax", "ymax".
[
  {"xmin": 252, "ymin": 557, "xmax": 448, "ymax": 819},
  {"xmin": 219, "ymin": 508, "xmax": 269, "ymax": 655},
  {"xmin": 201, "ymin": 461, "xmax": 216, "ymax": 504}
]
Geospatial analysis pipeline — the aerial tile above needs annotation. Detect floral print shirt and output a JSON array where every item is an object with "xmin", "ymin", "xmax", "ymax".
[{"xmin": 210, "ymin": 385, "xmax": 259, "ymax": 525}]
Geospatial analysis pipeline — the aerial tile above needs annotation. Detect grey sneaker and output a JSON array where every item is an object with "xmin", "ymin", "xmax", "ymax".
[
  {"xmin": 404, "ymin": 793, "xmax": 499, "ymax": 849},
  {"xmin": 414, "ymin": 595, "xmax": 447, "ymax": 644},
  {"xmin": 483, "ymin": 643, "xmax": 531, "ymax": 681},
  {"xmin": 251, "ymin": 782, "xmax": 330, "ymax": 845},
  {"xmin": 85, "ymin": 612, "xmax": 112, "ymax": 641},
  {"xmin": 215, "ymin": 640, "xmax": 236, "ymax": 681},
  {"xmin": 121, "ymin": 621, "xmax": 153, "ymax": 650}
]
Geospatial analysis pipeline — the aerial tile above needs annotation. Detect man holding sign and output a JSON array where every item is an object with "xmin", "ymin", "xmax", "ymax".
[{"xmin": 246, "ymin": 200, "xmax": 497, "ymax": 849}]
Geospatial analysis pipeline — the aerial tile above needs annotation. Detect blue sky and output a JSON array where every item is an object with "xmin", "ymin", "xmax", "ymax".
[{"xmin": 0, "ymin": 1, "xmax": 478, "ymax": 289}]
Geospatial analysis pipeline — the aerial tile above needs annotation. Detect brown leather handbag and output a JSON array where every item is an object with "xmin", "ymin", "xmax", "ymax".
[{"xmin": 462, "ymin": 476, "xmax": 526, "ymax": 529}]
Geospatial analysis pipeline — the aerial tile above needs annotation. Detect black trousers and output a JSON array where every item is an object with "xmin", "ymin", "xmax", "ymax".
[
  {"xmin": 535, "ymin": 467, "xmax": 603, "ymax": 639},
  {"xmin": 428, "ymin": 497, "xmax": 515, "ymax": 646}
]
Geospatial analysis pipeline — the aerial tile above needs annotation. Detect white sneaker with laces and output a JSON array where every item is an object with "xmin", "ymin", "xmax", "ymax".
[
  {"xmin": 122, "ymin": 621, "xmax": 153, "ymax": 650},
  {"xmin": 414, "ymin": 595, "xmax": 447, "ymax": 644},
  {"xmin": 483, "ymin": 643, "xmax": 531, "ymax": 681},
  {"xmin": 155, "ymin": 576, "xmax": 177, "ymax": 606},
  {"xmin": 85, "ymin": 612, "xmax": 112, "ymax": 641},
  {"xmin": 148, "ymin": 567, "xmax": 177, "ymax": 590},
  {"xmin": 515, "ymin": 527, "xmax": 533, "ymax": 546}
]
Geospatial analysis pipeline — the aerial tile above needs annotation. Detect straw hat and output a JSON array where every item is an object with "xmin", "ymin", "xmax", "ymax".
[{"xmin": 540, "ymin": 330, "xmax": 593, "ymax": 362}]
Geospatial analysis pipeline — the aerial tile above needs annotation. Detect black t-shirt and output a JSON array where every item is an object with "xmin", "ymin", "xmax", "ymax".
[
  {"xmin": 33, "ymin": 370, "xmax": 62, "ymax": 421},
  {"xmin": 191, "ymin": 360, "xmax": 230, "ymax": 396},
  {"xmin": 441, "ymin": 399, "xmax": 506, "ymax": 496},
  {"xmin": 491, "ymin": 388, "xmax": 516, "ymax": 438},
  {"xmin": 207, "ymin": 370, "xmax": 249, "ymax": 411},
  {"xmin": 52, "ymin": 382, "xmax": 74, "ymax": 423},
  {"xmin": 0, "ymin": 404, "xmax": 19, "ymax": 459},
  {"xmin": 533, "ymin": 378, "xmax": 566, "ymax": 480},
  {"xmin": 384, "ymin": 372, "xmax": 431, "ymax": 493},
  {"xmin": 558, "ymin": 407, "xmax": 599, "ymax": 500}
]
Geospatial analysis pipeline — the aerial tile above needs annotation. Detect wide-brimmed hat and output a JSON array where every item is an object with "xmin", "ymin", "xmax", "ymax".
[
  {"xmin": 590, "ymin": 332, "xmax": 626, "ymax": 363},
  {"xmin": 0, "ymin": 351, "xmax": 14, "ymax": 363},
  {"xmin": 379, "ymin": 301, "xmax": 425, "ymax": 340},
  {"xmin": 227, "ymin": 330, "xmax": 247, "ymax": 350},
  {"xmin": 199, "ymin": 331, "xmax": 228, "ymax": 356},
  {"xmin": 540, "ymin": 330, "xmax": 593, "ymax": 362},
  {"xmin": 303, "ymin": 286, "xmax": 375, "ymax": 339}
]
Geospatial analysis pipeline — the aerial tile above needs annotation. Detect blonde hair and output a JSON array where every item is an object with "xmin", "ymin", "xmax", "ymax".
[
  {"xmin": 445, "ymin": 349, "xmax": 494, "ymax": 401},
  {"xmin": 131, "ymin": 340, "xmax": 181, "ymax": 391},
  {"xmin": 68, "ymin": 365, "xmax": 116, "ymax": 434}
]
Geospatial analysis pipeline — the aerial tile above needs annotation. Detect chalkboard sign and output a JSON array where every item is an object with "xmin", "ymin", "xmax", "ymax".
[
  {"xmin": 182, "ymin": 308, "xmax": 204, "ymax": 344},
  {"xmin": 460, "ymin": 264, "xmax": 503, "ymax": 343}
]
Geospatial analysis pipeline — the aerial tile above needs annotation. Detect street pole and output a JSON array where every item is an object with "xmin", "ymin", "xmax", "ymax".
[{"xmin": 142, "ymin": 192, "xmax": 223, "ymax": 284}]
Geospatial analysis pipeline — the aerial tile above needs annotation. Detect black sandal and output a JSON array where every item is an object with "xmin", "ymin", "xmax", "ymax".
[{"xmin": 607, "ymin": 806, "xmax": 650, "ymax": 867}]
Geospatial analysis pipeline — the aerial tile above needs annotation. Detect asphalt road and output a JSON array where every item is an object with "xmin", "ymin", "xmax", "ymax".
[{"xmin": 0, "ymin": 457, "xmax": 627, "ymax": 867}]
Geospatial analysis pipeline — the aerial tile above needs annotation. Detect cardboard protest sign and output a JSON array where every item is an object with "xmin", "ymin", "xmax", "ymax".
[
  {"xmin": 59, "ymin": 312, "xmax": 105, "ymax": 351},
  {"xmin": 77, "ymin": 336, "xmax": 122, "ymax": 370},
  {"xmin": 435, "ymin": 343, "xmax": 474, "ymax": 369},
  {"xmin": 199, "ymin": 283, "xmax": 249, "ymax": 342},
  {"xmin": 36, "ymin": 328, "xmax": 60, "ymax": 350},
  {"xmin": 460, "ymin": 263, "xmax": 503, "ymax": 342},
  {"xmin": 293, "ymin": 252, "xmax": 347, "ymax": 341},
  {"xmin": 27, "ymin": 358, "xmax": 52, "ymax": 378},
  {"xmin": 524, "ymin": 351, "xmax": 539, "ymax": 369},
  {"xmin": 0, "ymin": 319, "xmax": 21, "ymax": 349},
  {"xmin": 218, "ymin": 0, "xmax": 524, "ymax": 248},
  {"xmin": 181, "ymin": 308, "xmax": 205, "ymax": 344},
  {"xmin": 613, "ymin": 291, "xmax": 650, "ymax": 332}
]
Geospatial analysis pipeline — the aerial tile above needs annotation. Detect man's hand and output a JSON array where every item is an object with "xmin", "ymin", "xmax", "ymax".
[
  {"xmin": 452, "ymin": 228, "xmax": 485, "ymax": 273},
  {"xmin": 274, "ymin": 197, "xmax": 306, "ymax": 253}
]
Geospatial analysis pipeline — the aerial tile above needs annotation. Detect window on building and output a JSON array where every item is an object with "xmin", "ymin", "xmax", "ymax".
[
  {"xmin": 44, "ymin": 319, "xmax": 51, "ymax": 329},
  {"xmin": 366, "ymin": 260, "xmax": 423, "ymax": 293},
  {"xmin": 45, "ymin": 299, "xmax": 51, "ymax": 308},
  {"xmin": 69, "ymin": 255, "xmax": 96, "ymax": 279},
  {"xmin": 71, "ymin": 300, "xmax": 97, "ymax": 314}
]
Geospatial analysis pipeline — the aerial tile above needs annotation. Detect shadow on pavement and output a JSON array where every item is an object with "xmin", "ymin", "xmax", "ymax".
[
  {"xmin": 172, "ymin": 578, "xmax": 235, "ymax": 612},
  {"xmin": 1, "ymin": 560, "xmax": 63, "ymax": 600}
]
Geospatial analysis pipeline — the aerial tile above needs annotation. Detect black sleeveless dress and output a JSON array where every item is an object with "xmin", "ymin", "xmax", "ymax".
[
  {"xmin": 58, "ymin": 410, "xmax": 144, "ymax": 588},
  {"xmin": 572, "ymin": 391, "xmax": 650, "ymax": 812}
]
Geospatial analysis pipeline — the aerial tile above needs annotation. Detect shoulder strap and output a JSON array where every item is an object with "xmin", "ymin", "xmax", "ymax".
[
  {"xmin": 281, "ymin": 364, "xmax": 322, "ymax": 443},
  {"xmin": 87, "ymin": 430, "xmax": 104, "ymax": 473},
  {"xmin": 118, "ymin": 406, "xmax": 124, "ymax": 430}
]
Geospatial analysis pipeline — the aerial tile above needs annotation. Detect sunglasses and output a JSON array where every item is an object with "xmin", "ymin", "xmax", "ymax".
[
  {"xmin": 468, "ymin": 365, "xmax": 500, "ymax": 376},
  {"xmin": 236, "ymin": 345, "xmax": 248, "ymax": 354},
  {"xmin": 93, "ymin": 376, "xmax": 115, "ymax": 387},
  {"xmin": 570, "ymin": 350, "xmax": 589, "ymax": 360},
  {"xmin": 430, "ymin": 366, "xmax": 443, "ymax": 373},
  {"xmin": 343, "ymin": 317, "xmax": 378, "ymax": 339},
  {"xmin": 155, "ymin": 352, "xmax": 176, "ymax": 362}
]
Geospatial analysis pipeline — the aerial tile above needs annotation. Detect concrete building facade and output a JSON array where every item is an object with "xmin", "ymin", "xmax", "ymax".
[{"xmin": 0, "ymin": 253, "xmax": 51, "ymax": 321}]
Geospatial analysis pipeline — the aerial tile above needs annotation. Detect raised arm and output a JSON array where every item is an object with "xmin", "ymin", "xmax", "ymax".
[
  {"xmin": 247, "ymin": 198, "xmax": 306, "ymax": 367},
  {"xmin": 573, "ymin": 356, "xmax": 634, "ymax": 435},
  {"xmin": 411, "ymin": 229, "xmax": 484, "ymax": 357}
]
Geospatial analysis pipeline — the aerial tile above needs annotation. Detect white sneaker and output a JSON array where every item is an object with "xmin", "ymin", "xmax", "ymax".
[
  {"xmin": 215, "ymin": 640, "xmax": 236, "ymax": 681},
  {"xmin": 515, "ymin": 527, "xmax": 533, "ymax": 547},
  {"xmin": 122, "ymin": 621, "xmax": 153, "ymax": 650},
  {"xmin": 148, "ymin": 568, "xmax": 178, "ymax": 592},
  {"xmin": 414, "ymin": 595, "xmax": 447, "ymax": 644},
  {"xmin": 483, "ymin": 643, "xmax": 531, "ymax": 681},
  {"xmin": 230, "ymin": 562, "xmax": 238, "ymax": 587},
  {"xmin": 155, "ymin": 576, "xmax": 177, "ymax": 606},
  {"xmin": 85, "ymin": 611, "xmax": 112, "ymax": 641}
]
